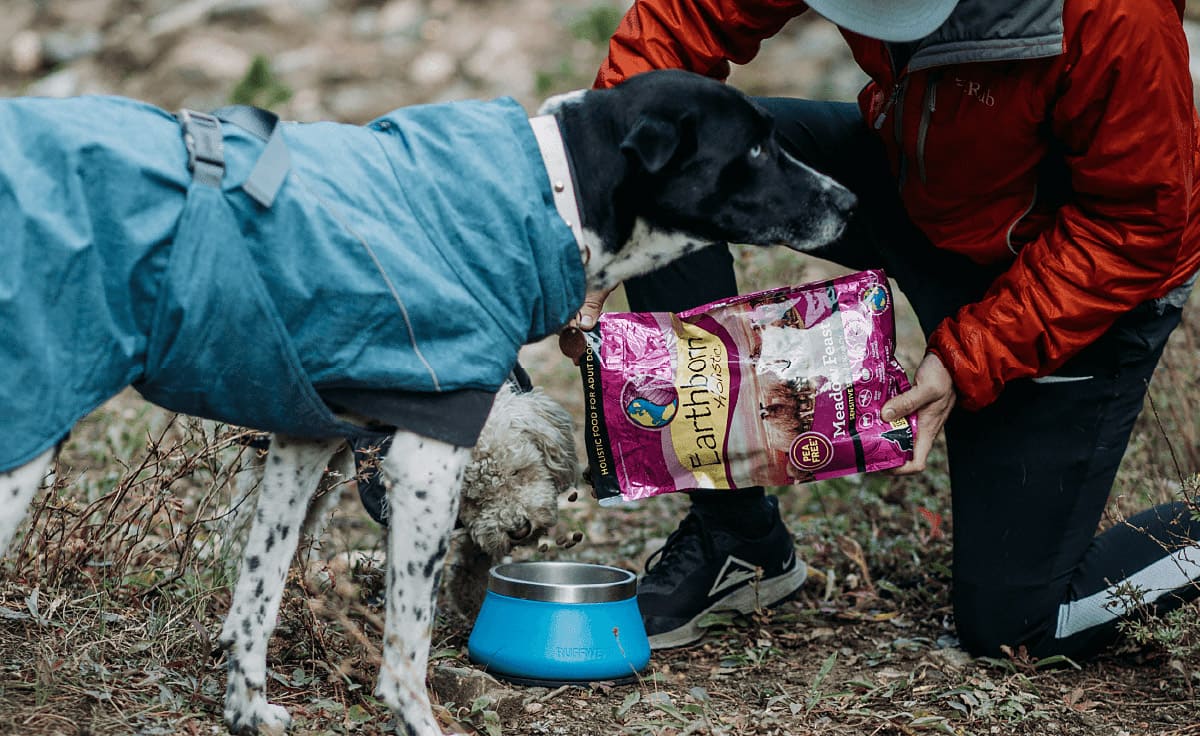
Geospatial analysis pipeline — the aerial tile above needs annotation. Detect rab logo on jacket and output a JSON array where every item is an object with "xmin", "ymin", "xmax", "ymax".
[{"xmin": 955, "ymin": 77, "xmax": 996, "ymax": 107}]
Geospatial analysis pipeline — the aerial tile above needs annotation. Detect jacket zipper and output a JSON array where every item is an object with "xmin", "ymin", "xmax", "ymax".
[
  {"xmin": 877, "ymin": 69, "xmax": 1038, "ymax": 257},
  {"xmin": 873, "ymin": 83, "xmax": 902, "ymax": 130},
  {"xmin": 875, "ymin": 78, "xmax": 910, "ymax": 191},
  {"xmin": 873, "ymin": 44, "xmax": 903, "ymax": 129}
]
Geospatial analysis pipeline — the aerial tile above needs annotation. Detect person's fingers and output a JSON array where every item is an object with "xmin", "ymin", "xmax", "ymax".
[
  {"xmin": 883, "ymin": 352, "xmax": 955, "ymax": 423},
  {"xmin": 891, "ymin": 408, "xmax": 939, "ymax": 474},
  {"xmin": 559, "ymin": 287, "xmax": 616, "ymax": 364},
  {"xmin": 883, "ymin": 353, "xmax": 956, "ymax": 476},
  {"xmin": 884, "ymin": 387, "xmax": 938, "ymax": 475},
  {"xmin": 881, "ymin": 384, "xmax": 931, "ymax": 424},
  {"xmin": 887, "ymin": 404, "xmax": 939, "ymax": 475},
  {"xmin": 576, "ymin": 286, "xmax": 616, "ymax": 330}
]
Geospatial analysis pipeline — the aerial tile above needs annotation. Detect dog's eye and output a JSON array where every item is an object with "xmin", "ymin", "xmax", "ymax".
[{"xmin": 749, "ymin": 144, "xmax": 764, "ymax": 159}]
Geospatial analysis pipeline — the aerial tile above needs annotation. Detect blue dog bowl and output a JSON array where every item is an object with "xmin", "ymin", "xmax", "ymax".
[{"xmin": 467, "ymin": 561, "xmax": 651, "ymax": 686}]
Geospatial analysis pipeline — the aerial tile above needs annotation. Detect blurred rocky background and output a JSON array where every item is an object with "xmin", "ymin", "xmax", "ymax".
[
  {"xmin": 3, "ymin": 1, "xmax": 1199, "ymax": 124},
  {"xmin": 0, "ymin": 1, "xmax": 847, "ymax": 120},
  {"xmin": 0, "ymin": 0, "xmax": 868, "ymax": 120}
]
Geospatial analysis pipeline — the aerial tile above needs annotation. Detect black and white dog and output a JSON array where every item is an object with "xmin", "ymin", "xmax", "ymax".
[{"xmin": 0, "ymin": 69, "xmax": 853, "ymax": 735}]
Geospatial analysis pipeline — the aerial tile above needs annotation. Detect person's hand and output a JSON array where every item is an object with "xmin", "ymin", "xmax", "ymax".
[
  {"xmin": 558, "ymin": 286, "xmax": 617, "ymax": 364},
  {"xmin": 576, "ymin": 286, "xmax": 616, "ymax": 331},
  {"xmin": 880, "ymin": 352, "xmax": 956, "ymax": 475}
]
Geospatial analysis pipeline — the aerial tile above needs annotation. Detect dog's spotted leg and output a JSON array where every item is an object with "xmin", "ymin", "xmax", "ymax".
[
  {"xmin": 300, "ymin": 447, "xmax": 355, "ymax": 560},
  {"xmin": 376, "ymin": 430, "xmax": 470, "ymax": 736},
  {"xmin": 220, "ymin": 435, "xmax": 343, "ymax": 736},
  {"xmin": 0, "ymin": 448, "xmax": 56, "ymax": 555}
]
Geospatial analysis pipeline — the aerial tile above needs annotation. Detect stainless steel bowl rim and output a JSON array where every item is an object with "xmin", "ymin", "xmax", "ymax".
[{"xmin": 487, "ymin": 561, "xmax": 637, "ymax": 603}]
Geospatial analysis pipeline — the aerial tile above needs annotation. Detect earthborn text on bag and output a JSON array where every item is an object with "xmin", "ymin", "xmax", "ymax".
[{"xmin": 580, "ymin": 269, "xmax": 917, "ymax": 505}]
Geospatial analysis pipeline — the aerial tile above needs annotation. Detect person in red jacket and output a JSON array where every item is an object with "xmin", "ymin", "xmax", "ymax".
[{"xmin": 568, "ymin": 0, "xmax": 1200, "ymax": 657}]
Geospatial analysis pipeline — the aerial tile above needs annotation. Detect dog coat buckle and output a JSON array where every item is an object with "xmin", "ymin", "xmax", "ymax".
[
  {"xmin": 211, "ymin": 105, "xmax": 291, "ymax": 209},
  {"xmin": 176, "ymin": 108, "xmax": 225, "ymax": 188}
]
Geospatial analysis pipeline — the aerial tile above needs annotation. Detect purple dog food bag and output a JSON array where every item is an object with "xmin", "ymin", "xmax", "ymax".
[{"xmin": 580, "ymin": 269, "xmax": 916, "ymax": 505}]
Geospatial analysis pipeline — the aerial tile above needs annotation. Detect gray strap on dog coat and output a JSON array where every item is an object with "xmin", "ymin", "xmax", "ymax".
[
  {"xmin": 176, "ymin": 104, "xmax": 502, "ymax": 448},
  {"xmin": 212, "ymin": 105, "xmax": 291, "ymax": 208},
  {"xmin": 177, "ymin": 109, "xmax": 225, "ymax": 188},
  {"xmin": 177, "ymin": 105, "xmax": 290, "ymax": 208}
]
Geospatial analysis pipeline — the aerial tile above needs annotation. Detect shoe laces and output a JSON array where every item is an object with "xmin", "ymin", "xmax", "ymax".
[{"xmin": 643, "ymin": 512, "xmax": 717, "ymax": 585}]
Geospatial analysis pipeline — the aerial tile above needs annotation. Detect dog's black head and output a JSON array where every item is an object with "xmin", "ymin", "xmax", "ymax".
[{"xmin": 545, "ymin": 69, "xmax": 856, "ymax": 290}]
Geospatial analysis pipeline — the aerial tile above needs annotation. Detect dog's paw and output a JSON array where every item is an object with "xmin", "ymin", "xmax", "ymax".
[
  {"xmin": 225, "ymin": 696, "xmax": 292, "ymax": 735},
  {"xmin": 375, "ymin": 680, "xmax": 444, "ymax": 736}
]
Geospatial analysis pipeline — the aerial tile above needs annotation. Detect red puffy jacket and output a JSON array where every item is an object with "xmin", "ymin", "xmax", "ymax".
[{"xmin": 596, "ymin": 0, "xmax": 1200, "ymax": 410}]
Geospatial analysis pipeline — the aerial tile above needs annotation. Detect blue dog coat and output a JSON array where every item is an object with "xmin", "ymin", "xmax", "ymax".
[{"xmin": 0, "ymin": 95, "xmax": 585, "ymax": 472}]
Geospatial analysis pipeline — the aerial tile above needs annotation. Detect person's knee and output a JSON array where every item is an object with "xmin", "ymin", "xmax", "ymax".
[
  {"xmin": 955, "ymin": 581, "xmax": 1130, "ymax": 662},
  {"xmin": 952, "ymin": 584, "xmax": 1058, "ymax": 658}
]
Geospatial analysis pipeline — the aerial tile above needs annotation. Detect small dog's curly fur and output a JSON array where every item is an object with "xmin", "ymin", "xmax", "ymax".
[{"xmin": 444, "ymin": 382, "xmax": 579, "ymax": 616}]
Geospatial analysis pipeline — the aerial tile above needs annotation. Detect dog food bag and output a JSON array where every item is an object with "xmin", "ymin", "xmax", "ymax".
[{"xmin": 580, "ymin": 269, "xmax": 916, "ymax": 505}]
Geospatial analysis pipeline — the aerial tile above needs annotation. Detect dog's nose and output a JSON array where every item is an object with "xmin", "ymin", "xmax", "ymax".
[
  {"xmin": 507, "ymin": 520, "xmax": 532, "ymax": 541},
  {"xmin": 830, "ymin": 186, "xmax": 857, "ymax": 215}
]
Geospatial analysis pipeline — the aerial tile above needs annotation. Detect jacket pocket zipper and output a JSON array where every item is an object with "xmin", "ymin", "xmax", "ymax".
[{"xmin": 917, "ymin": 76, "xmax": 938, "ymax": 185}]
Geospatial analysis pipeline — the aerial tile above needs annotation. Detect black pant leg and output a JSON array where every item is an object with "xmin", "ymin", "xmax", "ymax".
[
  {"xmin": 623, "ymin": 242, "xmax": 739, "ymax": 313},
  {"xmin": 948, "ymin": 303, "xmax": 1197, "ymax": 658},
  {"xmin": 759, "ymin": 97, "xmax": 1200, "ymax": 658}
]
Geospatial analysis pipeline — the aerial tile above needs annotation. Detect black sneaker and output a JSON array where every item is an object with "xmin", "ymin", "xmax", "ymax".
[{"xmin": 637, "ymin": 495, "xmax": 806, "ymax": 649}]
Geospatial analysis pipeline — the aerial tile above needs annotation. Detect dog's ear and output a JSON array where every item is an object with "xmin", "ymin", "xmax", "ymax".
[
  {"xmin": 620, "ymin": 114, "xmax": 687, "ymax": 174},
  {"xmin": 520, "ymin": 389, "xmax": 581, "ymax": 493}
]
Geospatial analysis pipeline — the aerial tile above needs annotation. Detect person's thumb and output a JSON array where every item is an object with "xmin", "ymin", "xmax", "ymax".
[
  {"xmin": 881, "ymin": 353, "xmax": 952, "ymax": 422},
  {"xmin": 576, "ymin": 287, "xmax": 615, "ymax": 330},
  {"xmin": 880, "ymin": 387, "xmax": 924, "ymax": 423}
]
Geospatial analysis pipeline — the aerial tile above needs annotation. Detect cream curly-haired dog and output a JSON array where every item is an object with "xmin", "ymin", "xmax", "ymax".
[{"xmin": 445, "ymin": 381, "xmax": 581, "ymax": 615}]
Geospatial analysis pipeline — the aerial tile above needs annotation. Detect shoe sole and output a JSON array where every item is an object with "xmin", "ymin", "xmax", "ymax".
[{"xmin": 646, "ymin": 561, "xmax": 808, "ymax": 650}]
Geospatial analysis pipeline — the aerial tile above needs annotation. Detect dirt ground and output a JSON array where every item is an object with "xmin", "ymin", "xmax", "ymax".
[
  {"xmin": 1, "ymin": 251, "xmax": 1197, "ymax": 736},
  {"xmin": 2, "ymin": 451, "xmax": 1198, "ymax": 736}
]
